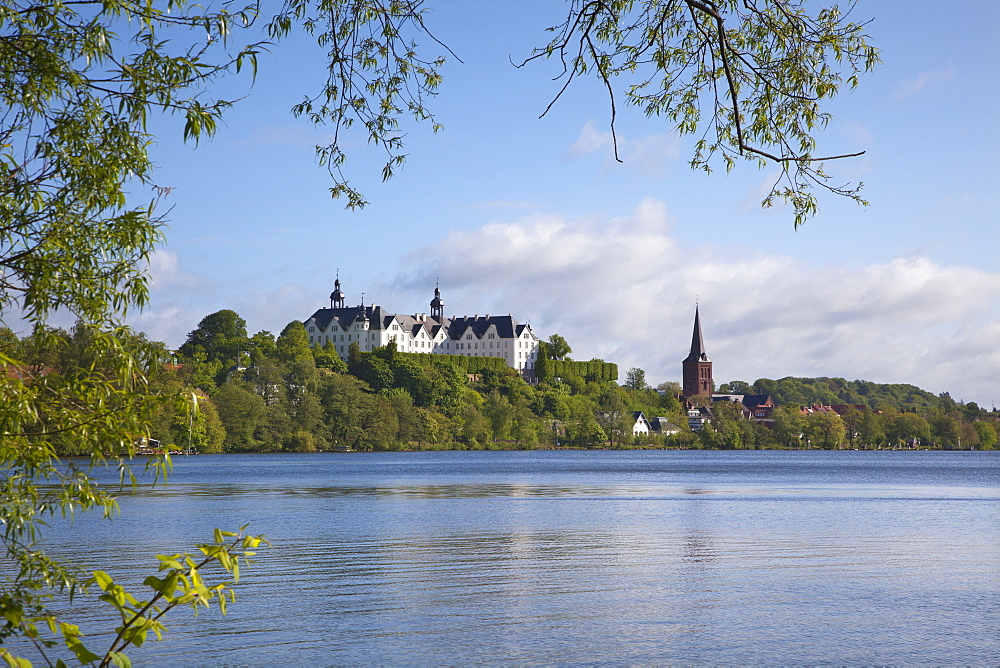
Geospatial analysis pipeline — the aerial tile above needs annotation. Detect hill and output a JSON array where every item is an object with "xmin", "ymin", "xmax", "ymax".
[{"xmin": 719, "ymin": 377, "xmax": 967, "ymax": 413}]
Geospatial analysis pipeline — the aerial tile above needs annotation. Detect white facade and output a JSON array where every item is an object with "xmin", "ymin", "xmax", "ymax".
[{"xmin": 303, "ymin": 284, "xmax": 541, "ymax": 372}]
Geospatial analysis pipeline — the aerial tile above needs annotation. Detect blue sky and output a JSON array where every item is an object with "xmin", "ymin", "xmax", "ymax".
[{"xmin": 127, "ymin": 1, "xmax": 1000, "ymax": 406}]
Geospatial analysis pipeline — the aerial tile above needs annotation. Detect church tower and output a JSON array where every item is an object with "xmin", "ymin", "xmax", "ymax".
[{"xmin": 682, "ymin": 306, "xmax": 713, "ymax": 398}]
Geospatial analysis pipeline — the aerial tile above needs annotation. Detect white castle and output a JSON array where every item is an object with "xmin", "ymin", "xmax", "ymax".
[{"xmin": 304, "ymin": 281, "xmax": 541, "ymax": 372}]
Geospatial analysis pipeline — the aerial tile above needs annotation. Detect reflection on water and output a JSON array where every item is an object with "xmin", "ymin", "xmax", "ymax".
[{"xmin": 27, "ymin": 451, "xmax": 1000, "ymax": 665}]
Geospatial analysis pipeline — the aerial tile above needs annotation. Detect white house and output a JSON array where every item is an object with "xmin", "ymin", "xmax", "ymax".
[{"xmin": 303, "ymin": 282, "xmax": 541, "ymax": 372}]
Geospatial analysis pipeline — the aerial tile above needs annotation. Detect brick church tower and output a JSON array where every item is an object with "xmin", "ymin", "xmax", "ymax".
[{"xmin": 682, "ymin": 306, "xmax": 713, "ymax": 398}]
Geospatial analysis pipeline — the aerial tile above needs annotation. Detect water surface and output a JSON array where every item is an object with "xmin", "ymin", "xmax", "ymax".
[{"xmin": 39, "ymin": 451, "xmax": 1000, "ymax": 664}]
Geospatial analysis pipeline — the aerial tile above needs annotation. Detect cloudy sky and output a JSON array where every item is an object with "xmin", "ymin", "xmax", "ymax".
[{"xmin": 125, "ymin": 0, "xmax": 999, "ymax": 406}]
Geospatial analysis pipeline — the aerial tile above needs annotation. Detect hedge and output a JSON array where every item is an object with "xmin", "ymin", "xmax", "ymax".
[{"xmin": 535, "ymin": 357, "xmax": 618, "ymax": 384}]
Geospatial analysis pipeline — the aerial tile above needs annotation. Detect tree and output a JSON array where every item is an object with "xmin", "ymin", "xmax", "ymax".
[
  {"xmin": 213, "ymin": 381, "xmax": 268, "ymax": 452},
  {"xmin": 276, "ymin": 321, "xmax": 319, "ymax": 391},
  {"xmin": 805, "ymin": 411, "xmax": 846, "ymax": 449},
  {"xmin": 624, "ymin": 367, "xmax": 649, "ymax": 391},
  {"xmin": 707, "ymin": 399, "xmax": 747, "ymax": 449},
  {"xmin": 483, "ymin": 391, "xmax": 516, "ymax": 443},
  {"xmin": 886, "ymin": 411, "xmax": 930, "ymax": 448},
  {"xmin": 180, "ymin": 310, "xmax": 250, "ymax": 371},
  {"xmin": 314, "ymin": 340, "xmax": 349, "ymax": 373},
  {"xmin": 546, "ymin": 334, "xmax": 573, "ymax": 361},
  {"xmin": 597, "ymin": 388, "xmax": 631, "ymax": 447},
  {"xmin": 972, "ymin": 421, "xmax": 997, "ymax": 451},
  {"xmin": 525, "ymin": 1, "xmax": 878, "ymax": 226},
  {"xmin": 773, "ymin": 404, "xmax": 807, "ymax": 448},
  {"xmin": 718, "ymin": 380, "xmax": 753, "ymax": 394},
  {"xmin": 657, "ymin": 381, "xmax": 682, "ymax": 397}
]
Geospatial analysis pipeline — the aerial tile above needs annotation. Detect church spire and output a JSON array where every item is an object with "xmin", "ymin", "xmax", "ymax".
[{"xmin": 685, "ymin": 305, "xmax": 709, "ymax": 363}]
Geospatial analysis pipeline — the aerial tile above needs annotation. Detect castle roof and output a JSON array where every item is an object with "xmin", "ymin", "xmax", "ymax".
[{"xmin": 306, "ymin": 307, "xmax": 530, "ymax": 342}]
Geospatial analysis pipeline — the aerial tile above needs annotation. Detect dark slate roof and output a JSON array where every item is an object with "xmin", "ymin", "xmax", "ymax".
[
  {"xmin": 306, "ymin": 304, "xmax": 389, "ymax": 332},
  {"xmin": 740, "ymin": 394, "xmax": 774, "ymax": 409},
  {"xmin": 648, "ymin": 417, "xmax": 681, "ymax": 433},
  {"xmin": 308, "ymin": 306, "xmax": 530, "ymax": 342},
  {"xmin": 446, "ymin": 314, "xmax": 521, "ymax": 340},
  {"xmin": 712, "ymin": 393, "xmax": 774, "ymax": 410}
]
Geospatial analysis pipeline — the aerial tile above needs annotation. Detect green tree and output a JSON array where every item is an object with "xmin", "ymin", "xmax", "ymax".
[
  {"xmin": 276, "ymin": 321, "xmax": 319, "ymax": 392},
  {"xmin": 527, "ymin": 1, "xmax": 878, "ymax": 226},
  {"xmin": 839, "ymin": 405, "xmax": 862, "ymax": 449},
  {"xmin": 773, "ymin": 404, "xmax": 807, "ymax": 448},
  {"xmin": 624, "ymin": 367, "xmax": 649, "ymax": 391},
  {"xmin": 246, "ymin": 330, "xmax": 277, "ymax": 363},
  {"xmin": 886, "ymin": 411, "xmax": 930, "ymax": 448},
  {"xmin": 930, "ymin": 413, "xmax": 963, "ymax": 449},
  {"xmin": 214, "ymin": 381, "xmax": 268, "ymax": 452},
  {"xmin": 709, "ymin": 399, "xmax": 747, "ymax": 449},
  {"xmin": 459, "ymin": 403, "xmax": 491, "ymax": 448},
  {"xmin": 972, "ymin": 421, "xmax": 998, "ymax": 450},
  {"xmin": 179, "ymin": 310, "xmax": 250, "ymax": 369},
  {"xmin": 314, "ymin": 340, "xmax": 349, "ymax": 373},
  {"xmin": 718, "ymin": 380, "xmax": 753, "ymax": 394},
  {"xmin": 805, "ymin": 411, "xmax": 847, "ymax": 449},
  {"xmin": 483, "ymin": 390, "xmax": 516, "ymax": 443},
  {"xmin": 597, "ymin": 388, "xmax": 632, "ymax": 448},
  {"xmin": 857, "ymin": 409, "xmax": 886, "ymax": 449},
  {"xmin": 546, "ymin": 334, "xmax": 573, "ymax": 361}
]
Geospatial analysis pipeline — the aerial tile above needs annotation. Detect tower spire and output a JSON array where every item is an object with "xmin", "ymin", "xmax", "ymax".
[
  {"xmin": 687, "ymin": 305, "xmax": 707, "ymax": 362},
  {"xmin": 330, "ymin": 270, "xmax": 345, "ymax": 309},
  {"xmin": 430, "ymin": 280, "xmax": 444, "ymax": 319}
]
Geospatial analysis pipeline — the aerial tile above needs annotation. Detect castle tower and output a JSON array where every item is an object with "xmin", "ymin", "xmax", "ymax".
[
  {"xmin": 430, "ymin": 284, "xmax": 444, "ymax": 319},
  {"xmin": 682, "ymin": 306, "xmax": 713, "ymax": 398},
  {"xmin": 330, "ymin": 277, "xmax": 346, "ymax": 309}
]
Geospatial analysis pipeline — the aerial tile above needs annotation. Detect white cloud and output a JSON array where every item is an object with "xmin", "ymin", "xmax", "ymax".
[
  {"xmin": 565, "ymin": 120, "xmax": 681, "ymax": 174},
  {"xmin": 566, "ymin": 120, "xmax": 612, "ymax": 157},
  {"xmin": 392, "ymin": 199, "xmax": 1000, "ymax": 406},
  {"xmin": 144, "ymin": 249, "xmax": 202, "ymax": 291},
  {"xmin": 891, "ymin": 68, "xmax": 954, "ymax": 101}
]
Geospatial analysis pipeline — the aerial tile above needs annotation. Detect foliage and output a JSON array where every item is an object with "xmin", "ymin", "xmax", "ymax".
[
  {"xmin": 525, "ymin": 0, "xmax": 879, "ymax": 226},
  {"xmin": 745, "ymin": 376, "xmax": 960, "ymax": 413},
  {"xmin": 624, "ymin": 367, "xmax": 648, "ymax": 391},
  {"xmin": 267, "ymin": 0, "xmax": 449, "ymax": 209},
  {"xmin": 0, "ymin": 529, "xmax": 266, "ymax": 667},
  {"xmin": 535, "ymin": 357, "xmax": 618, "ymax": 385},
  {"xmin": 545, "ymin": 334, "xmax": 573, "ymax": 361},
  {"xmin": 179, "ymin": 311, "xmax": 250, "ymax": 370}
]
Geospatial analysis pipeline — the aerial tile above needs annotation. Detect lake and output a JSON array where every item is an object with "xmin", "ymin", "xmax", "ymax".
[{"xmin": 36, "ymin": 450, "xmax": 1000, "ymax": 665}]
